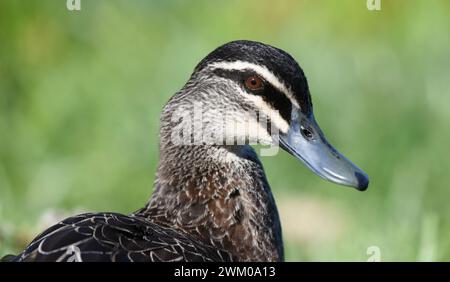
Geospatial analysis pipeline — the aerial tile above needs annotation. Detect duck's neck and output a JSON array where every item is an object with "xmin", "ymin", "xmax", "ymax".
[{"xmin": 138, "ymin": 144, "xmax": 283, "ymax": 262}]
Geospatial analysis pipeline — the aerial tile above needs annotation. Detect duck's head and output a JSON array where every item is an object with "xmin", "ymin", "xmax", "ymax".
[{"xmin": 166, "ymin": 40, "xmax": 369, "ymax": 191}]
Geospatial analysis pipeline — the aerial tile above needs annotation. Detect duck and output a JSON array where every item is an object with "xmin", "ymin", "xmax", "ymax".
[{"xmin": 4, "ymin": 40, "xmax": 368, "ymax": 262}]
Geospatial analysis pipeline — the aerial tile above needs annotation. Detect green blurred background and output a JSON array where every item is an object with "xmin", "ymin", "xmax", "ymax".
[{"xmin": 1, "ymin": 0, "xmax": 449, "ymax": 261}]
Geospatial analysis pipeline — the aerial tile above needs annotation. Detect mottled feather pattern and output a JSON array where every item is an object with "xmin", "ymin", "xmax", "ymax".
[
  {"xmin": 4, "ymin": 40, "xmax": 313, "ymax": 262},
  {"xmin": 140, "ymin": 143, "xmax": 283, "ymax": 261},
  {"xmin": 13, "ymin": 212, "xmax": 232, "ymax": 262}
]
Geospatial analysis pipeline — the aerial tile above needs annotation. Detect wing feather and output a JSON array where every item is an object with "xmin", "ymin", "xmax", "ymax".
[{"xmin": 14, "ymin": 212, "xmax": 232, "ymax": 262}]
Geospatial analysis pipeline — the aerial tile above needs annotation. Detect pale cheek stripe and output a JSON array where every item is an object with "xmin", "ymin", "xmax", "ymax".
[
  {"xmin": 237, "ymin": 88, "xmax": 290, "ymax": 134},
  {"xmin": 208, "ymin": 61, "xmax": 300, "ymax": 109}
]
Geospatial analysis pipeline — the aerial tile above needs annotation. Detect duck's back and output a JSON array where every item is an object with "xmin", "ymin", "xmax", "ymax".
[{"xmin": 10, "ymin": 212, "xmax": 232, "ymax": 262}]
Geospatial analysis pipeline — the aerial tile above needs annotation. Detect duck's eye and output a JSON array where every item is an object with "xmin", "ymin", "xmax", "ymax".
[{"xmin": 244, "ymin": 75, "xmax": 264, "ymax": 91}]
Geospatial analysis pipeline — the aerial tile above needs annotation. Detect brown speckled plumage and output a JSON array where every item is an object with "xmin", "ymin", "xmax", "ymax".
[
  {"xmin": 137, "ymin": 144, "xmax": 283, "ymax": 261},
  {"xmin": 5, "ymin": 40, "xmax": 338, "ymax": 262}
]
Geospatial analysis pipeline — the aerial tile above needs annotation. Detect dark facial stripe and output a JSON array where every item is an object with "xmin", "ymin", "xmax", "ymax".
[{"xmin": 213, "ymin": 69, "xmax": 293, "ymax": 124}]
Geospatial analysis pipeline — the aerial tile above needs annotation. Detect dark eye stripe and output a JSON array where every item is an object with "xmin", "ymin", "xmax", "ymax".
[
  {"xmin": 213, "ymin": 69, "xmax": 292, "ymax": 123},
  {"xmin": 255, "ymin": 77, "xmax": 292, "ymax": 123}
]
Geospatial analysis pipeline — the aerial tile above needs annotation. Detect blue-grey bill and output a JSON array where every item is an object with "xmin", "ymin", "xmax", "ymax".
[{"xmin": 279, "ymin": 110, "xmax": 369, "ymax": 191}]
